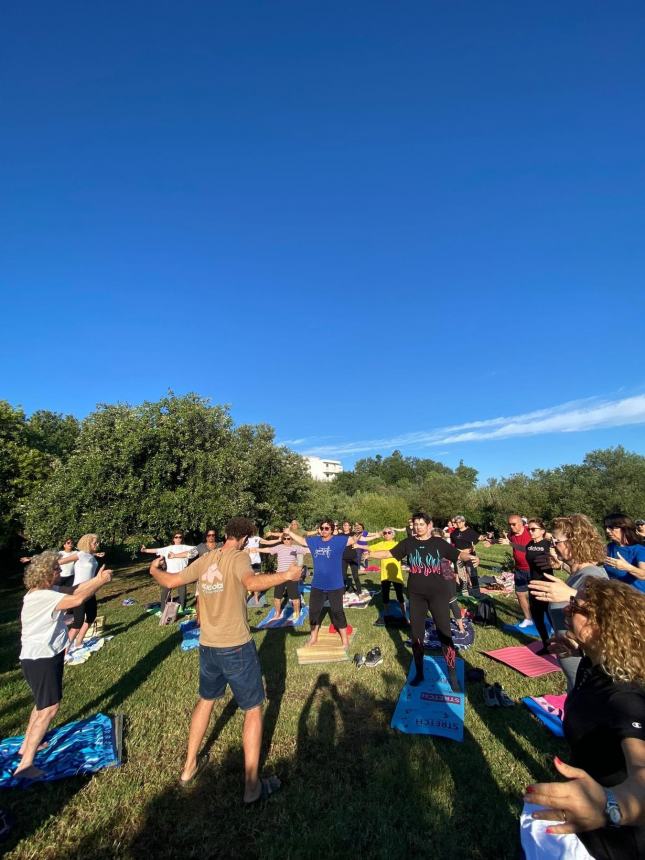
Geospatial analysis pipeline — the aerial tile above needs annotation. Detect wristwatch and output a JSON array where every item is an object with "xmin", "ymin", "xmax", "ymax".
[{"xmin": 604, "ymin": 789, "xmax": 623, "ymax": 827}]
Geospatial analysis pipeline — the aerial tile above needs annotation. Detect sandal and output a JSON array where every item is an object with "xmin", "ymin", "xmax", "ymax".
[
  {"xmin": 178, "ymin": 754, "xmax": 208, "ymax": 789},
  {"xmin": 244, "ymin": 775, "xmax": 282, "ymax": 805}
]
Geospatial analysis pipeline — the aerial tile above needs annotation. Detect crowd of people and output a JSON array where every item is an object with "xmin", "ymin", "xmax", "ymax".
[{"xmin": 15, "ymin": 509, "xmax": 645, "ymax": 856}]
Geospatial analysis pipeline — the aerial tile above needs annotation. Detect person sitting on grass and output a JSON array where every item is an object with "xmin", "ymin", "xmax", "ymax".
[
  {"xmin": 15, "ymin": 551, "xmax": 112, "ymax": 780},
  {"xmin": 148, "ymin": 516, "xmax": 302, "ymax": 802},
  {"xmin": 523, "ymin": 578, "xmax": 645, "ymax": 860}
]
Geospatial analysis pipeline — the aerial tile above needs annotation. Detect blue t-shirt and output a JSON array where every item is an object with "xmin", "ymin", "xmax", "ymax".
[
  {"xmin": 306, "ymin": 535, "xmax": 349, "ymax": 591},
  {"xmin": 605, "ymin": 542, "xmax": 645, "ymax": 592}
]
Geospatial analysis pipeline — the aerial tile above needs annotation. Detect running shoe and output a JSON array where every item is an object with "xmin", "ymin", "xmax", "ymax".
[
  {"xmin": 492, "ymin": 682, "xmax": 514, "ymax": 707},
  {"xmin": 484, "ymin": 684, "xmax": 499, "ymax": 707},
  {"xmin": 365, "ymin": 647, "xmax": 383, "ymax": 668},
  {"xmin": 353, "ymin": 653, "xmax": 366, "ymax": 669},
  {"xmin": 518, "ymin": 619, "xmax": 533, "ymax": 629}
]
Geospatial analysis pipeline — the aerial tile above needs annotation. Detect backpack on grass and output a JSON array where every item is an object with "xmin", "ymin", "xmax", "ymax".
[{"xmin": 473, "ymin": 597, "xmax": 497, "ymax": 627}]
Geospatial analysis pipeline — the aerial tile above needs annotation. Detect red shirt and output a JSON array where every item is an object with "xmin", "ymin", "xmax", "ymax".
[{"xmin": 509, "ymin": 527, "xmax": 531, "ymax": 572}]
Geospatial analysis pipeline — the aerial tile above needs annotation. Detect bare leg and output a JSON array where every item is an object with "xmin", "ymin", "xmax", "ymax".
[
  {"xmin": 14, "ymin": 703, "xmax": 59, "ymax": 776},
  {"xmin": 273, "ymin": 598, "xmax": 282, "ymax": 618},
  {"xmin": 292, "ymin": 598, "xmax": 301, "ymax": 621},
  {"xmin": 180, "ymin": 697, "xmax": 215, "ymax": 782},
  {"xmin": 339, "ymin": 626, "xmax": 349, "ymax": 649},
  {"xmin": 242, "ymin": 706, "xmax": 263, "ymax": 802},
  {"xmin": 18, "ymin": 707, "xmax": 40, "ymax": 755},
  {"xmin": 517, "ymin": 591, "xmax": 531, "ymax": 621},
  {"xmin": 307, "ymin": 624, "xmax": 320, "ymax": 646}
]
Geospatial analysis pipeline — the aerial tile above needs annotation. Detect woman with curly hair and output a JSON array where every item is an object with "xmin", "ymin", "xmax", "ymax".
[
  {"xmin": 603, "ymin": 513, "xmax": 645, "ymax": 593},
  {"xmin": 528, "ymin": 514, "xmax": 608, "ymax": 690},
  {"xmin": 16, "ymin": 551, "xmax": 112, "ymax": 780},
  {"xmin": 523, "ymin": 578, "xmax": 645, "ymax": 859}
]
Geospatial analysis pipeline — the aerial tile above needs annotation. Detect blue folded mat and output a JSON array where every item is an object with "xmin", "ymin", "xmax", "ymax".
[
  {"xmin": 521, "ymin": 697, "xmax": 565, "ymax": 737},
  {"xmin": 391, "ymin": 657, "xmax": 465, "ymax": 742},
  {"xmin": 502, "ymin": 619, "xmax": 553, "ymax": 640},
  {"xmin": 180, "ymin": 619, "xmax": 200, "ymax": 651},
  {"xmin": 255, "ymin": 604, "xmax": 309, "ymax": 630},
  {"xmin": 0, "ymin": 713, "xmax": 122, "ymax": 789}
]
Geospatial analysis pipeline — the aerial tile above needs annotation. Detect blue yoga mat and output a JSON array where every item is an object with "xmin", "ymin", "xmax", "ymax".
[
  {"xmin": 180, "ymin": 619, "xmax": 200, "ymax": 651},
  {"xmin": 521, "ymin": 697, "xmax": 565, "ymax": 737},
  {"xmin": 256, "ymin": 604, "xmax": 309, "ymax": 630},
  {"xmin": 391, "ymin": 657, "xmax": 465, "ymax": 742},
  {"xmin": 247, "ymin": 593, "xmax": 267, "ymax": 608},
  {"xmin": 0, "ymin": 713, "xmax": 122, "ymax": 789},
  {"xmin": 502, "ymin": 619, "xmax": 553, "ymax": 640}
]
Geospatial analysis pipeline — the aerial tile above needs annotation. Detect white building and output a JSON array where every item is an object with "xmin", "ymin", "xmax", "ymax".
[{"xmin": 304, "ymin": 456, "xmax": 343, "ymax": 482}]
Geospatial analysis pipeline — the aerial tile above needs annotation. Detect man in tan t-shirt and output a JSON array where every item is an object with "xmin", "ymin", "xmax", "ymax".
[{"xmin": 149, "ymin": 516, "xmax": 301, "ymax": 802}]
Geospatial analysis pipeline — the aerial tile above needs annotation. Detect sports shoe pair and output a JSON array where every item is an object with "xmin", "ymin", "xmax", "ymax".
[
  {"xmin": 484, "ymin": 682, "xmax": 514, "ymax": 707},
  {"xmin": 353, "ymin": 647, "xmax": 383, "ymax": 669}
]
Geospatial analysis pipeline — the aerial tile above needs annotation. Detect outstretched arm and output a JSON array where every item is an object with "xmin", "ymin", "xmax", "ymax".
[
  {"xmin": 242, "ymin": 563, "xmax": 302, "ymax": 593},
  {"xmin": 148, "ymin": 556, "xmax": 199, "ymax": 588},
  {"xmin": 56, "ymin": 568, "xmax": 113, "ymax": 610},
  {"xmin": 140, "ymin": 546, "xmax": 162, "ymax": 556},
  {"xmin": 285, "ymin": 529, "xmax": 307, "ymax": 547}
]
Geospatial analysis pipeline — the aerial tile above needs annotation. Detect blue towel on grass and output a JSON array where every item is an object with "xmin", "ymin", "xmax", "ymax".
[
  {"xmin": 180, "ymin": 619, "xmax": 200, "ymax": 651},
  {"xmin": 255, "ymin": 604, "xmax": 309, "ymax": 630},
  {"xmin": 391, "ymin": 657, "xmax": 465, "ymax": 742},
  {"xmin": 0, "ymin": 713, "xmax": 121, "ymax": 789},
  {"xmin": 502, "ymin": 619, "xmax": 553, "ymax": 640}
]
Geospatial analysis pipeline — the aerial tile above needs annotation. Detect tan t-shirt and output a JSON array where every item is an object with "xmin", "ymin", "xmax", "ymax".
[{"xmin": 176, "ymin": 548, "xmax": 251, "ymax": 648}]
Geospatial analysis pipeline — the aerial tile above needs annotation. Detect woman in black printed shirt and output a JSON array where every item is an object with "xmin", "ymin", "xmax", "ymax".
[{"xmin": 526, "ymin": 518, "xmax": 554, "ymax": 653}]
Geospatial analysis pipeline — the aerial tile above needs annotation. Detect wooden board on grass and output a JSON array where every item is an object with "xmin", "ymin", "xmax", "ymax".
[{"xmin": 296, "ymin": 628, "xmax": 356, "ymax": 665}]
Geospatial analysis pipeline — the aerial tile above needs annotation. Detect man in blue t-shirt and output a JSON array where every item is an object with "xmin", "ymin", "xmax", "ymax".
[{"xmin": 287, "ymin": 520, "xmax": 358, "ymax": 649}]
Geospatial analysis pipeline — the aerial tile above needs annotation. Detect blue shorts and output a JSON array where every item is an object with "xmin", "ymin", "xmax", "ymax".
[
  {"xmin": 514, "ymin": 569, "xmax": 530, "ymax": 593},
  {"xmin": 199, "ymin": 639, "xmax": 265, "ymax": 711}
]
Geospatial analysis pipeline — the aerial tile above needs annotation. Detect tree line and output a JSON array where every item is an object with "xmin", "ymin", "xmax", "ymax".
[{"xmin": 2, "ymin": 394, "xmax": 644, "ymax": 560}]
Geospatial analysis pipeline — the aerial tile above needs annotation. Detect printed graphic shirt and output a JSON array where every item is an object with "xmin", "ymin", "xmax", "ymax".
[
  {"xmin": 525, "ymin": 539, "xmax": 553, "ymax": 581},
  {"xmin": 176, "ymin": 549, "xmax": 252, "ymax": 647},
  {"xmin": 390, "ymin": 537, "xmax": 459, "ymax": 593},
  {"xmin": 305, "ymin": 535, "xmax": 349, "ymax": 591}
]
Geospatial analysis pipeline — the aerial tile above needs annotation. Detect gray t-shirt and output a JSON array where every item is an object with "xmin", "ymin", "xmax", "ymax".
[{"xmin": 550, "ymin": 564, "xmax": 608, "ymax": 633}]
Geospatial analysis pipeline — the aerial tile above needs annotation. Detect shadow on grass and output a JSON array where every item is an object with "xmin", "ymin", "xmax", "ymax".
[
  {"xmin": 64, "ymin": 629, "xmax": 181, "ymax": 724},
  {"xmin": 0, "ymin": 774, "xmax": 91, "ymax": 854},
  {"xmin": 60, "ymin": 666, "xmax": 526, "ymax": 860}
]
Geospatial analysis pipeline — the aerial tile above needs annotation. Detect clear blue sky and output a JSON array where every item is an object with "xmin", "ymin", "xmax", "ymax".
[{"xmin": 2, "ymin": 2, "xmax": 644, "ymax": 481}]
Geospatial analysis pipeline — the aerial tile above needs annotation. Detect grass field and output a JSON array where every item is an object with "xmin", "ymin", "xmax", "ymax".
[{"xmin": 0, "ymin": 546, "xmax": 567, "ymax": 859}]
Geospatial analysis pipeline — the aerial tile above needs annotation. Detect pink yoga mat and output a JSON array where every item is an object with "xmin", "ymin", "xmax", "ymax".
[{"xmin": 481, "ymin": 641, "xmax": 561, "ymax": 677}]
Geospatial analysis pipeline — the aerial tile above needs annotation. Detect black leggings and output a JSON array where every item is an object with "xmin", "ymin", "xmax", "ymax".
[
  {"xmin": 448, "ymin": 578, "xmax": 462, "ymax": 623},
  {"xmin": 72, "ymin": 594, "xmax": 97, "ymax": 628},
  {"xmin": 381, "ymin": 581, "xmax": 404, "ymax": 604},
  {"xmin": 528, "ymin": 593, "xmax": 551, "ymax": 647},
  {"xmin": 308, "ymin": 587, "xmax": 347, "ymax": 630},
  {"xmin": 409, "ymin": 578, "xmax": 456, "ymax": 671},
  {"xmin": 345, "ymin": 562, "xmax": 361, "ymax": 593}
]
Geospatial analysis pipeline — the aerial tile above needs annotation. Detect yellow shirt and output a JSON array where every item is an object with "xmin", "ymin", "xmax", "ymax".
[{"xmin": 369, "ymin": 540, "xmax": 404, "ymax": 583}]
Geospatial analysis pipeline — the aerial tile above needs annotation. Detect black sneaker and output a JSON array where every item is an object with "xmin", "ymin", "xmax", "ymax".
[{"xmin": 365, "ymin": 647, "xmax": 383, "ymax": 668}]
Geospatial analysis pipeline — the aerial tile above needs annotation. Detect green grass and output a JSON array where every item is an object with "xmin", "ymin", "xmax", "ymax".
[{"xmin": 0, "ymin": 547, "xmax": 566, "ymax": 859}]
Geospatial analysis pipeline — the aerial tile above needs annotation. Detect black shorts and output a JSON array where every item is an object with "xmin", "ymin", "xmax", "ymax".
[
  {"xmin": 58, "ymin": 574, "xmax": 74, "ymax": 590},
  {"xmin": 21, "ymin": 651, "xmax": 65, "ymax": 710},
  {"xmin": 72, "ymin": 594, "xmax": 97, "ymax": 628},
  {"xmin": 273, "ymin": 578, "xmax": 300, "ymax": 600}
]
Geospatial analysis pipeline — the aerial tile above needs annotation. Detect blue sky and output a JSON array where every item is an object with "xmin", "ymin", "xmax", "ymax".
[{"xmin": 2, "ymin": 2, "xmax": 644, "ymax": 481}]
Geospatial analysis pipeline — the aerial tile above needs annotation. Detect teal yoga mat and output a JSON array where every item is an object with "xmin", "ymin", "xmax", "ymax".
[{"xmin": 391, "ymin": 657, "xmax": 465, "ymax": 742}]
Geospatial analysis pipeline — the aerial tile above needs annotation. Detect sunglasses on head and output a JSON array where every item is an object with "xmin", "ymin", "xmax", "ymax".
[{"xmin": 566, "ymin": 595, "xmax": 587, "ymax": 615}]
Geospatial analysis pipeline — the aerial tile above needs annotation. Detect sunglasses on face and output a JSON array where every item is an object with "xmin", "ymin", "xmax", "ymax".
[
  {"xmin": 320, "ymin": 526, "xmax": 331, "ymax": 532},
  {"xmin": 552, "ymin": 537, "xmax": 568, "ymax": 545},
  {"xmin": 173, "ymin": 536, "xmax": 183, "ymax": 540},
  {"xmin": 528, "ymin": 527, "xmax": 542, "ymax": 532}
]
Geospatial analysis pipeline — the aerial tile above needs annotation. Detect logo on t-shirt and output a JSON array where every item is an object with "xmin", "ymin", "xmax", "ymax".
[
  {"xmin": 201, "ymin": 562, "xmax": 224, "ymax": 593},
  {"xmin": 313, "ymin": 545, "xmax": 332, "ymax": 559},
  {"xmin": 633, "ymin": 721, "xmax": 642, "ymax": 729}
]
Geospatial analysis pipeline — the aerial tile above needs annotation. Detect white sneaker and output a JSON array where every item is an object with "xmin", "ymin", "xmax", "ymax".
[{"xmin": 518, "ymin": 619, "xmax": 533, "ymax": 628}]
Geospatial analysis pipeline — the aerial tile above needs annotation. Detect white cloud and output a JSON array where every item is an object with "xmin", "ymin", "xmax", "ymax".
[{"xmin": 290, "ymin": 394, "xmax": 645, "ymax": 457}]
